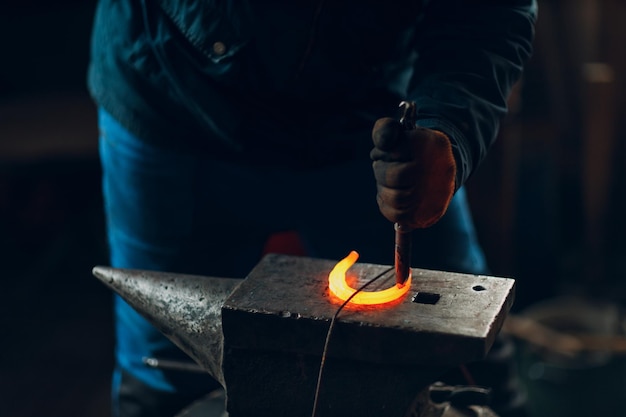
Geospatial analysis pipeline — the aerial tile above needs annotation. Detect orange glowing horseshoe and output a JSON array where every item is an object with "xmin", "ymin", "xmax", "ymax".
[{"xmin": 328, "ymin": 251, "xmax": 411, "ymax": 305}]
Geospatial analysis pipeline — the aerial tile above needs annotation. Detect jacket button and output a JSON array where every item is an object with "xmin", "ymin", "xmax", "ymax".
[{"xmin": 212, "ymin": 41, "xmax": 227, "ymax": 56}]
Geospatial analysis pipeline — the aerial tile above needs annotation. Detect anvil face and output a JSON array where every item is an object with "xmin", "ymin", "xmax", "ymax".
[
  {"xmin": 223, "ymin": 254, "xmax": 514, "ymax": 366},
  {"xmin": 221, "ymin": 254, "xmax": 514, "ymax": 417}
]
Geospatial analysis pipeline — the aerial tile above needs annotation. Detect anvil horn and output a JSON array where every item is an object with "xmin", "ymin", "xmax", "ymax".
[{"xmin": 92, "ymin": 266, "xmax": 241, "ymax": 387}]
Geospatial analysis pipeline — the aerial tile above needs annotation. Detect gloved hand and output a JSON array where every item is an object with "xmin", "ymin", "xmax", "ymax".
[{"xmin": 370, "ymin": 117, "xmax": 457, "ymax": 229}]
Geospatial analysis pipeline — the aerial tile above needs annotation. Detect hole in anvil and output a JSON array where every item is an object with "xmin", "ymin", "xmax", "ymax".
[
  {"xmin": 412, "ymin": 292, "xmax": 440, "ymax": 305},
  {"xmin": 473, "ymin": 285, "xmax": 486, "ymax": 292}
]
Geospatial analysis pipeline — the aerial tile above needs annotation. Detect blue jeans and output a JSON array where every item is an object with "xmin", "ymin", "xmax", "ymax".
[{"xmin": 98, "ymin": 108, "xmax": 487, "ymax": 411}]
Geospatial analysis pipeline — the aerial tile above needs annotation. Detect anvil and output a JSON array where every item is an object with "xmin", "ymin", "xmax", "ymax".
[{"xmin": 93, "ymin": 254, "xmax": 514, "ymax": 417}]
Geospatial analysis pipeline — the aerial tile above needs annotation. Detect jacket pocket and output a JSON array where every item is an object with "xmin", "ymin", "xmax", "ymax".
[{"xmin": 156, "ymin": 0, "xmax": 250, "ymax": 77}]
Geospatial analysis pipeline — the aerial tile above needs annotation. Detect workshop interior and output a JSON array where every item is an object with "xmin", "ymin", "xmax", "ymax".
[{"xmin": 2, "ymin": 1, "xmax": 626, "ymax": 416}]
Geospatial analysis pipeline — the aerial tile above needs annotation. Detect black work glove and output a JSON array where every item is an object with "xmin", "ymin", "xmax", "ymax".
[{"xmin": 370, "ymin": 118, "xmax": 457, "ymax": 229}]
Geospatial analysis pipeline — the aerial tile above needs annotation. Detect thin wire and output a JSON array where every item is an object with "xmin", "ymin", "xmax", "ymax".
[
  {"xmin": 311, "ymin": 266, "xmax": 395, "ymax": 417},
  {"xmin": 459, "ymin": 364, "xmax": 477, "ymax": 386}
]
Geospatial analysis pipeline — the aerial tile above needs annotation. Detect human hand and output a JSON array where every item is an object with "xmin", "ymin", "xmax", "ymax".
[{"xmin": 370, "ymin": 118, "xmax": 456, "ymax": 229}]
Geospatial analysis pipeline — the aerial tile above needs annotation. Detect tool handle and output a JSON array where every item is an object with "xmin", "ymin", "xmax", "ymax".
[
  {"xmin": 394, "ymin": 222, "xmax": 412, "ymax": 285},
  {"xmin": 394, "ymin": 101, "xmax": 417, "ymax": 286}
]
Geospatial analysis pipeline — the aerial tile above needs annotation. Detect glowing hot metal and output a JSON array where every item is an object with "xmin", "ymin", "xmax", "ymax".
[{"xmin": 328, "ymin": 251, "xmax": 411, "ymax": 305}]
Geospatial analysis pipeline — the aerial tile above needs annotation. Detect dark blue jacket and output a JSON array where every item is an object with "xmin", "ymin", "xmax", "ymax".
[{"xmin": 88, "ymin": 0, "xmax": 536, "ymax": 185}]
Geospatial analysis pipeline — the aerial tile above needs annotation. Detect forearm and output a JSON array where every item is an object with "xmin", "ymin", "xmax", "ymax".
[{"xmin": 408, "ymin": 0, "xmax": 537, "ymax": 189}]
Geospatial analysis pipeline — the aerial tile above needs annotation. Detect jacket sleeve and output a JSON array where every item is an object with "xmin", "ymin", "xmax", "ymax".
[{"xmin": 408, "ymin": 0, "xmax": 537, "ymax": 189}]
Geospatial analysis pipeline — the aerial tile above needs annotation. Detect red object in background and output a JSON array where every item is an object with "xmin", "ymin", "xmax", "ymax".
[{"xmin": 262, "ymin": 231, "xmax": 308, "ymax": 256}]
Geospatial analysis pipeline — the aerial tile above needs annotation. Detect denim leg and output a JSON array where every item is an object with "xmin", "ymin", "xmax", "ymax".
[
  {"xmin": 98, "ymin": 109, "xmax": 270, "ymax": 416},
  {"xmin": 413, "ymin": 186, "xmax": 489, "ymax": 275}
]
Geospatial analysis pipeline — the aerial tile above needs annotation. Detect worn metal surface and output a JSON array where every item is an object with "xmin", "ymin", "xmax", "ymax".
[
  {"xmin": 220, "ymin": 254, "xmax": 514, "ymax": 416},
  {"xmin": 93, "ymin": 254, "xmax": 514, "ymax": 417},
  {"xmin": 223, "ymin": 254, "xmax": 515, "ymax": 366},
  {"xmin": 92, "ymin": 266, "xmax": 240, "ymax": 386},
  {"xmin": 223, "ymin": 346, "xmax": 445, "ymax": 416}
]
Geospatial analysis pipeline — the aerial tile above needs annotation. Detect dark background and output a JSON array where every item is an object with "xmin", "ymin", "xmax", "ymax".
[
  {"xmin": 1, "ymin": 2, "xmax": 111, "ymax": 416},
  {"xmin": 1, "ymin": 1, "xmax": 626, "ymax": 416}
]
